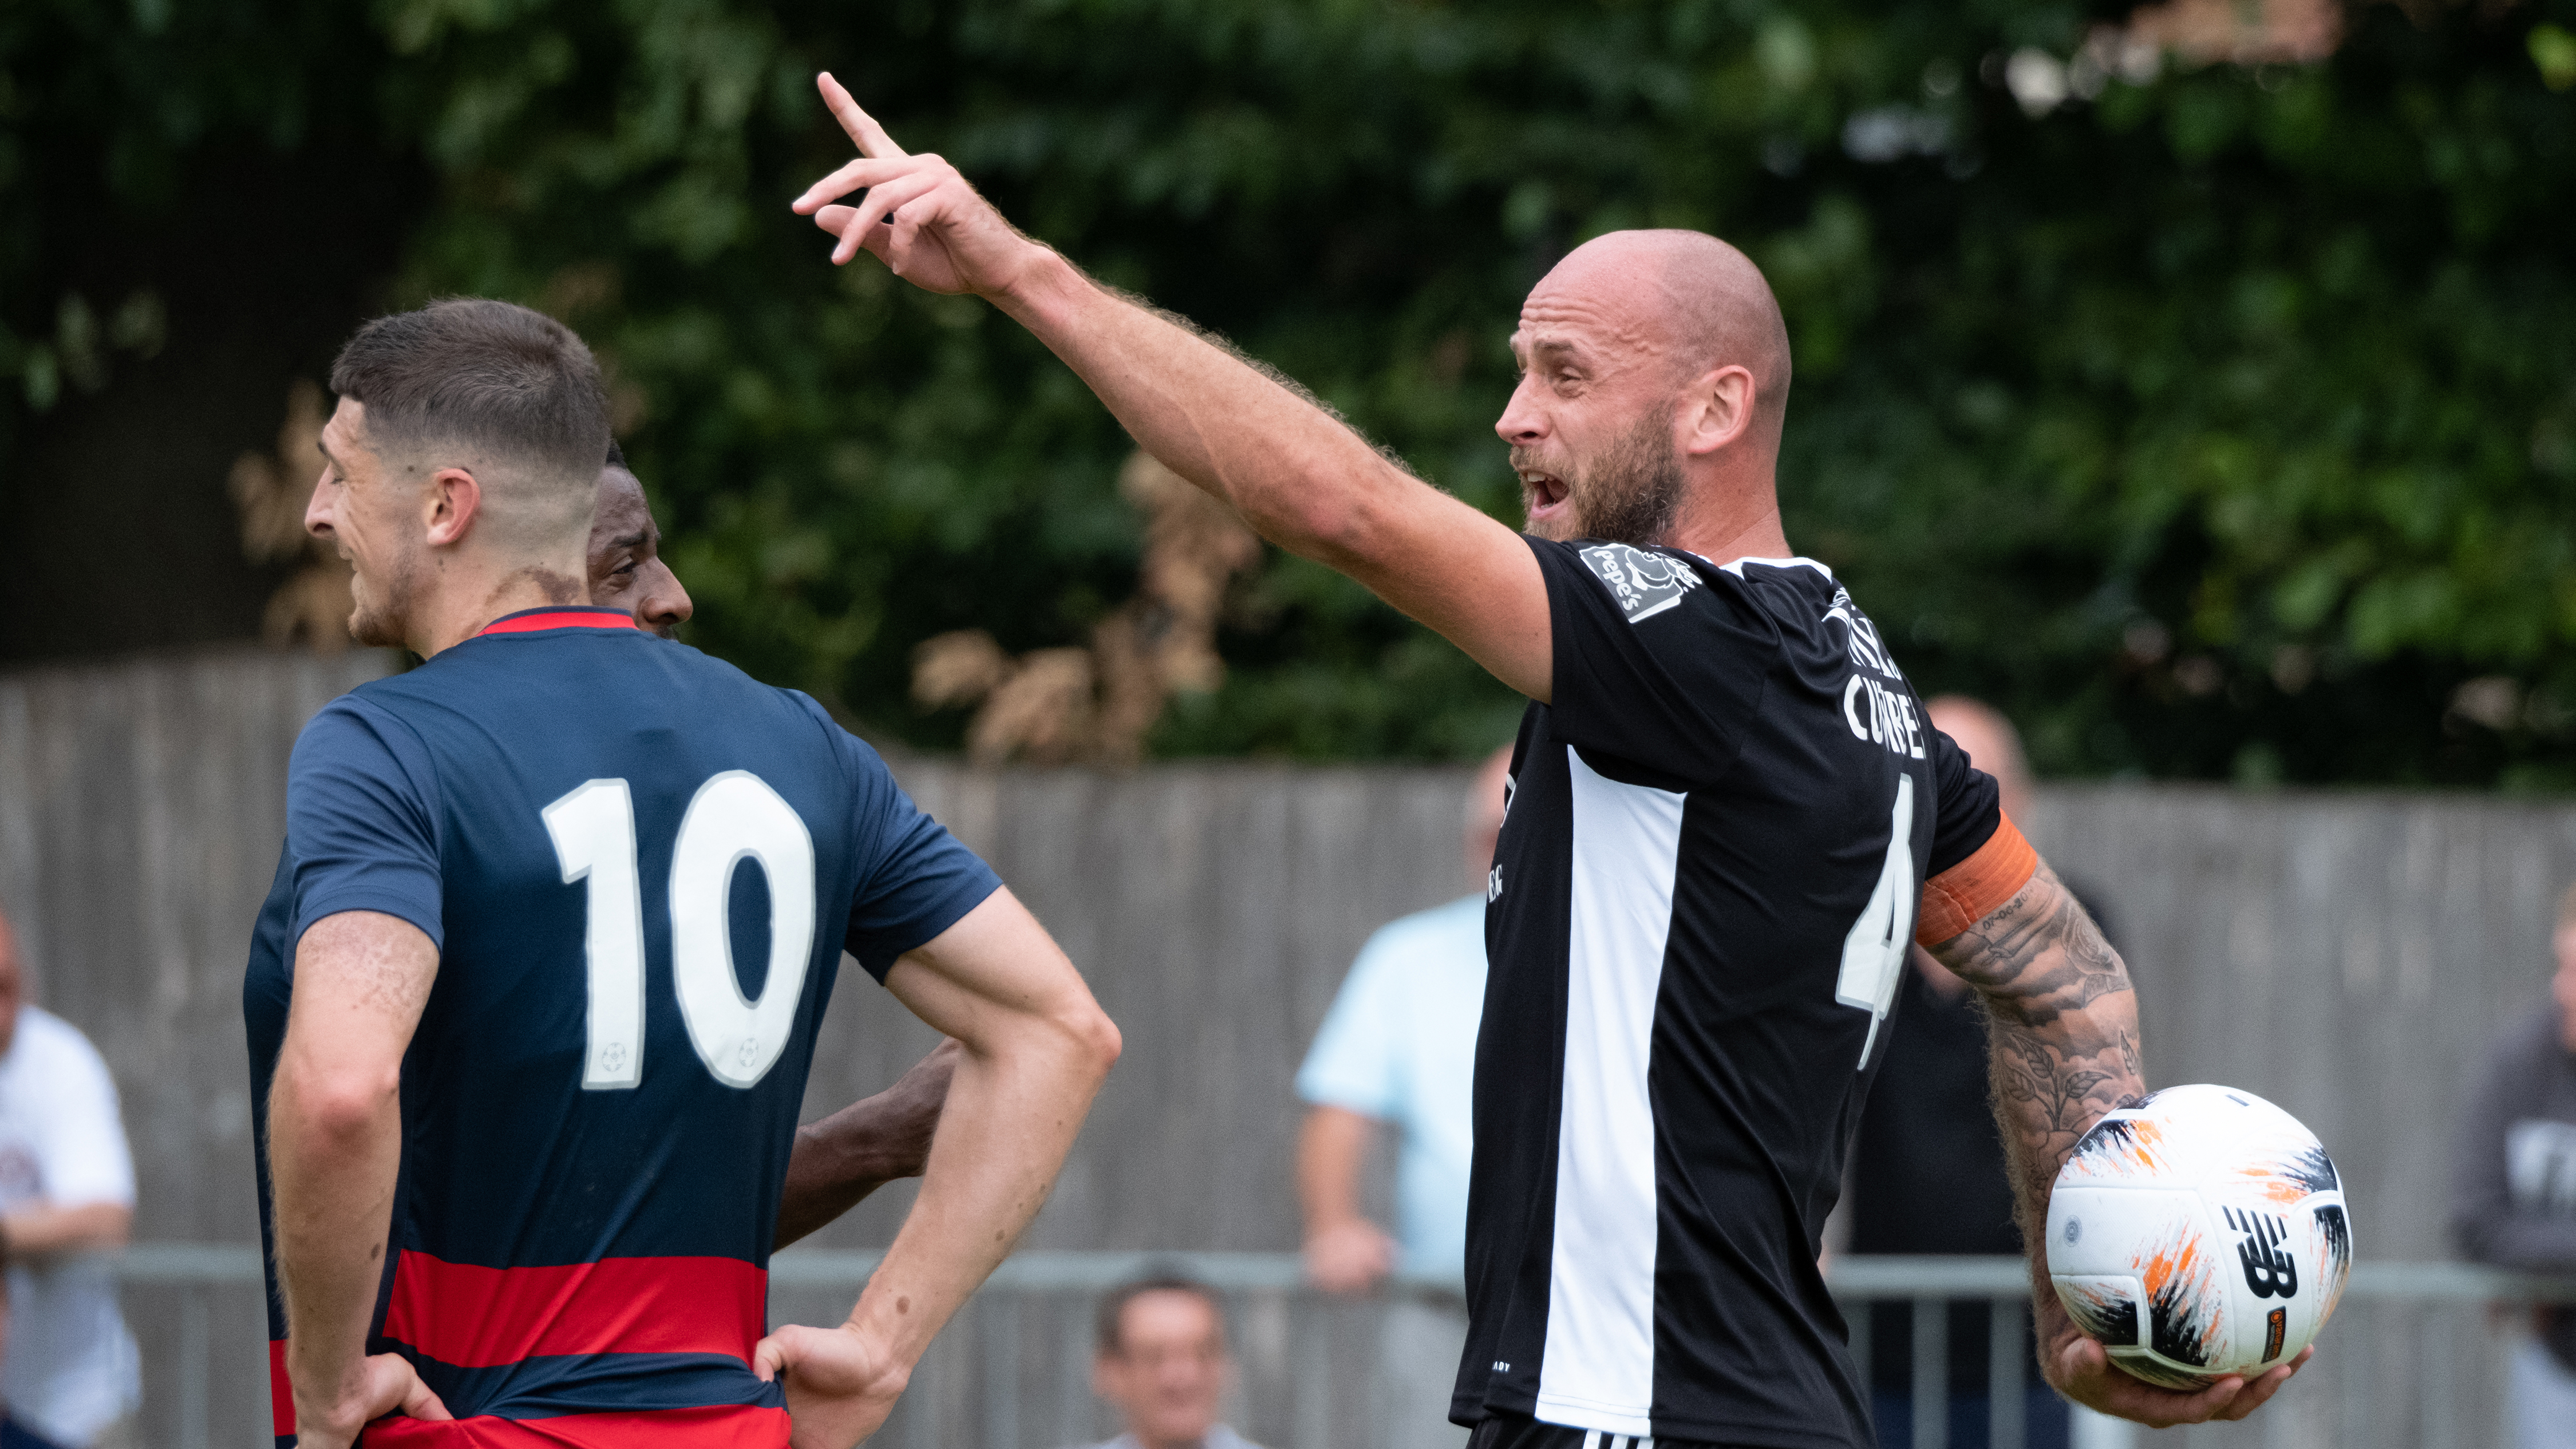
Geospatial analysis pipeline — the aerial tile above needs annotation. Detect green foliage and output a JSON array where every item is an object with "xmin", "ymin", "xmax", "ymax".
[{"xmin": 6, "ymin": 0, "xmax": 2575, "ymax": 780}]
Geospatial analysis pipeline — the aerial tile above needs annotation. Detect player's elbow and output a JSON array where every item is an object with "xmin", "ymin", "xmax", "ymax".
[
  {"xmin": 1059, "ymin": 998, "xmax": 1122, "ymax": 1084},
  {"xmin": 278, "ymin": 1059, "xmax": 401, "ymax": 1144}
]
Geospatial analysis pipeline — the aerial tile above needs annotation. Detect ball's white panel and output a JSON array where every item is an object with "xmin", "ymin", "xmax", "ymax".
[
  {"xmin": 2048, "ymin": 1185, "xmax": 2226, "ymax": 1382},
  {"xmin": 2048, "ymin": 1187, "xmax": 2200, "ymax": 1275}
]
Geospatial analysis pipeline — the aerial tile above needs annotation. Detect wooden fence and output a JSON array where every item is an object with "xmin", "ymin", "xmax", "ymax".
[{"xmin": 1, "ymin": 645, "xmax": 2563, "ymax": 1447}]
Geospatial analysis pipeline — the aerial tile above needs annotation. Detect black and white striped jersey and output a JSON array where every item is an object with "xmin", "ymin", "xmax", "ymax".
[{"xmin": 1454, "ymin": 539, "xmax": 2002, "ymax": 1448}]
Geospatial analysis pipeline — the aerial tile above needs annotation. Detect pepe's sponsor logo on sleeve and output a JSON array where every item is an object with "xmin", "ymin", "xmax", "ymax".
[{"xmin": 1579, "ymin": 543, "xmax": 1700, "ymax": 623}]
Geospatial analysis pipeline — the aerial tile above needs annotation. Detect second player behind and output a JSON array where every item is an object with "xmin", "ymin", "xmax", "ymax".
[{"xmin": 584, "ymin": 440, "xmax": 966, "ymax": 1247}]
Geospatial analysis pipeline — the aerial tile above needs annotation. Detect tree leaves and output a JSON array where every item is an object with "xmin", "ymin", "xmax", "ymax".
[{"xmin": 7, "ymin": 0, "xmax": 2575, "ymax": 777}]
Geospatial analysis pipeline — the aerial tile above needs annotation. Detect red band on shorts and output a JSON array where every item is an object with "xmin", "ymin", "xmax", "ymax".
[
  {"xmin": 380, "ymin": 1253, "xmax": 767, "ymax": 1367},
  {"xmin": 362, "ymin": 1404, "xmax": 793, "ymax": 1448},
  {"xmin": 1915, "ymin": 811, "xmax": 2039, "ymax": 946},
  {"xmin": 270, "ymin": 1338, "xmax": 294, "ymax": 1439}
]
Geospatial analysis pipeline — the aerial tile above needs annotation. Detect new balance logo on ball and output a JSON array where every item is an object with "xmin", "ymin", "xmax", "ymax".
[{"xmin": 2223, "ymin": 1206, "xmax": 2300, "ymax": 1299}]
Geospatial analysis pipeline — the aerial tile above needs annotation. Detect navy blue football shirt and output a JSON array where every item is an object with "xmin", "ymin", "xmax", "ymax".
[{"xmin": 244, "ymin": 607, "xmax": 999, "ymax": 1448}]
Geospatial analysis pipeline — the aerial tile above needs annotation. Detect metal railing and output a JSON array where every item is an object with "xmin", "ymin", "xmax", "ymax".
[{"xmin": 112, "ymin": 1247, "xmax": 2576, "ymax": 1449}]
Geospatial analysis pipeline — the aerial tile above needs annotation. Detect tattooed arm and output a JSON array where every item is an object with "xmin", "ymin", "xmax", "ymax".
[{"xmin": 1929, "ymin": 860, "xmax": 2312, "ymax": 1427}]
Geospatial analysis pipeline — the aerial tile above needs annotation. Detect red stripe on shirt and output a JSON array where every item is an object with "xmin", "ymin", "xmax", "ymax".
[
  {"xmin": 364, "ymin": 1405, "xmax": 792, "ymax": 1448},
  {"xmin": 476, "ymin": 610, "xmax": 639, "ymax": 637},
  {"xmin": 380, "ymin": 1253, "xmax": 767, "ymax": 1367}
]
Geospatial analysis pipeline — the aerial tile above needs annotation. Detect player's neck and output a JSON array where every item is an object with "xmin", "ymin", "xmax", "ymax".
[
  {"xmin": 1660, "ymin": 455, "xmax": 1790, "ymax": 567},
  {"xmin": 1665, "ymin": 491, "xmax": 1791, "ymax": 569},
  {"xmin": 405, "ymin": 555, "xmax": 592, "ymax": 657}
]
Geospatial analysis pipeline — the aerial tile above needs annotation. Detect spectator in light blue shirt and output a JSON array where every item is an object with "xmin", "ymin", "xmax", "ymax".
[{"xmin": 1295, "ymin": 747, "xmax": 1510, "ymax": 1448}]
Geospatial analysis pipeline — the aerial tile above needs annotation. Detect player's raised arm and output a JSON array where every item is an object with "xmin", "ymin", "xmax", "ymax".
[
  {"xmin": 267, "ymin": 911, "xmax": 453, "ymax": 1449},
  {"xmin": 753, "ymin": 890, "xmax": 1118, "ymax": 1448},
  {"xmin": 789, "ymin": 74, "xmax": 1553, "ymax": 701},
  {"xmin": 1923, "ymin": 852, "xmax": 2310, "ymax": 1427}
]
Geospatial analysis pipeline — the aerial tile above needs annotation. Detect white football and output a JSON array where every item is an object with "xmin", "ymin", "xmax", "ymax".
[{"xmin": 2045, "ymin": 1084, "xmax": 2353, "ymax": 1389}]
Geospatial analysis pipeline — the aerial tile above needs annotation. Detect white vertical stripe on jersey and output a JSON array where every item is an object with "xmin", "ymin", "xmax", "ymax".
[{"xmin": 1535, "ymin": 747, "xmax": 1682, "ymax": 1438}]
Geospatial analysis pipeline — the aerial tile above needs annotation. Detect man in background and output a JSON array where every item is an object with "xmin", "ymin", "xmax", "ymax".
[
  {"xmin": 1077, "ymin": 1275, "xmax": 1265, "ymax": 1449},
  {"xmin": 1295, "ymin": 747, "xmax": 1510, "ymax": 1448},
  {"xmin": 0, "ymin": 910, "xmax": 137, "ymax": 1449},
  {"xmin": 1844, "ymin": 699, "xmax": 2091, "ymax": 1449},
  {"xmin": 2452, "ymin": 880, "xmax": 2576, "ymax": 1449}
]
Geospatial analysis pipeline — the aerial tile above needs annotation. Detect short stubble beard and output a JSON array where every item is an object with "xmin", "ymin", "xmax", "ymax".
[
  {"xmin": 1534, "ymin": 410, "xmax": 1688, "ymax": 548},
  {"xmin": 346, "ymin": 543, "xmax": 425, "ymax": 649}
]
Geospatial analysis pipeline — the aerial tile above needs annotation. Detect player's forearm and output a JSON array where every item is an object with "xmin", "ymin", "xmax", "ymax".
[
  {"xmin": 776, "ymin": 1041, "xmax": 960, "ymax": 1249},
  {"xmin": 269, "ymin": 1065, "xmax": 406, "ymax": 1422},
  {"xmin": 1295, "ymin": 1105, "xmax": 1374, "ymax": 1234},
  {"xmin": 1927, "ymin": 863, "xmax": 2147, "ymax": 1249},
  {"xmin": 993, "ymin": 250, "xmax": 1416, "ymax": 566},
  {"xmin": 0, "ymin": 1201, "xmax": 131, "ymax": 1256},
  {"xmin": 777, "ymin": 1121, "xmax": 900, "ymax": 1251},
  {"xmin": 843, "ymin": 1008, "xmax": 1116, "ymax": 1365}
]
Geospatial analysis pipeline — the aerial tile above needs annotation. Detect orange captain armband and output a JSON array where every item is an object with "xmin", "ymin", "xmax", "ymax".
[{"xmin": 1915, "ymin": 811, "xmax": 2039, "ymax": 946}]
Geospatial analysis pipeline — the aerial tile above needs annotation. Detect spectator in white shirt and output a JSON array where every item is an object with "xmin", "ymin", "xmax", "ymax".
[
  {"xmin": 1295, "ymin": 747, "xmax": 1509, "ymax": 1448},
  {"xmin": 0, "ymin": 910, "xmax": 139, "ymax": 1449}
]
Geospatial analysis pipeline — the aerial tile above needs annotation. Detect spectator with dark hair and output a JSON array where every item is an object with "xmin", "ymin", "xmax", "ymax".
[
  {"xmin": 2451, "ymin": 879, "xmax": 2576, "ymax": 1449},
  {"xmin": 1074, "ymin": 1276, "xmax": 1265, "ymax": 1449},
  {"xmin": 0, "ymin": 910, "xmax": 136, "ymax": 1449}
]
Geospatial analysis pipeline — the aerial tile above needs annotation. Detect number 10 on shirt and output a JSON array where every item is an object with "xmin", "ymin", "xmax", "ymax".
[{"xmin": 543, "ymin": 771, "xmax": 819, "ymax": 1092}]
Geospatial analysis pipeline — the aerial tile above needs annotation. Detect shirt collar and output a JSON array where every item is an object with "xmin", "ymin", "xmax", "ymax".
[{"xmin": 476, "ymin": 606, "xmax": 639, "ymax": 637}]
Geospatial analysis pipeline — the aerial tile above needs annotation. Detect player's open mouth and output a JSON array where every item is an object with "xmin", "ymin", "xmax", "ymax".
[{"xmin": 1519, "ymin": 471, "xmax": 1570, "ymax": 516}]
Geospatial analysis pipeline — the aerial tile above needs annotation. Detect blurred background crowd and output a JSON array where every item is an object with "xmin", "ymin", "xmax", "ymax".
[{"xmin": 5, "ymin": 1, "xmax": 2576, "ymax": 1446}]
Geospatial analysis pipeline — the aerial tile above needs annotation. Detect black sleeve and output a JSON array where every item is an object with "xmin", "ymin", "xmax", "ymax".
[
  {"xmin": 1922, "ymin": 725, "xmax": 2002, "ymax": 879},
  {"xmin": 1535, "ymin": 537, "xmax": 1775, "ymax": 784}
]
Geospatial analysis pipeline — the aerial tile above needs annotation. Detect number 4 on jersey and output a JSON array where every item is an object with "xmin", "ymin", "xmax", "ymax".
[
  {"xmin": 543, "ymin": 771, "xmax": 818, "ymax": 1092},
  {"xmin": 1835, "ymin": 774, "xmax": 1916, "ymax": 1069}
]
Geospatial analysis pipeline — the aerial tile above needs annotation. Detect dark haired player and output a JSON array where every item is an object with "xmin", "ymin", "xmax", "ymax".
[
  {"xmin": 250, "ymin": 298, "xmax": 1119, "ymax": 1449},
  {"xmin": 586, "ymin": 444, "xmax": 693, "ymax": 641},
  {"xmin": 788, "ymin": 80, "xmax": 2310, "ymax": 1446}
]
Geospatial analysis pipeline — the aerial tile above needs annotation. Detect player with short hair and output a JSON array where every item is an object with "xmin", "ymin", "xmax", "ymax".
[
  {"xmin": 587, "ymin": 444, "xmax": 693, "ymax": 641},
  {"xmin": 787, "ymin": 78, "xmax": 2307, "ymax": 1445},
  {"xmin": 251, "ymin": 297, "xmax": 1119, "ymax": 1449}
]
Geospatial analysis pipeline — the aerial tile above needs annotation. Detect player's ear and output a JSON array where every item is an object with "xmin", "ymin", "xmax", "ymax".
[
  {"xmin": 423, "ymin": 467, "xmax": 483, "ymax": 547},
  {"xmin": 1680, "ymin": 364, "xmax": 1757, "ymax": 457}
]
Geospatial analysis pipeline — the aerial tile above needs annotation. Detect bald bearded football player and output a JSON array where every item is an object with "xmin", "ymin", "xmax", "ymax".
[{"xmin": 782, "ymin": 74, "xmax": 2310, "ymax": 1449}]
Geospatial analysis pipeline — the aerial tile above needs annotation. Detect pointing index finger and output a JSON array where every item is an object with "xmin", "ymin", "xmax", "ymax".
[{"xmin": 816, "ymin": 72, "xmax": 907, "ymax": 160}]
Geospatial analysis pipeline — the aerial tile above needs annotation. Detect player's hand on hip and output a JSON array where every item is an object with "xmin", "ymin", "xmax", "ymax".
[
  {"xmin": 790, "ymin": 72, "xmax": 1047, "ymax": 300},
  {"xmin": 2040, "ymin": 1306, "xmax": 2312, "ymax": 1427},
  {"xmin": 754, "ymin": 1320, "xmax": 910, "ymax": 1449},
  {"xmin": 291, "ymin": 1351, "xmax": 451, "ymax": 1448}
]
